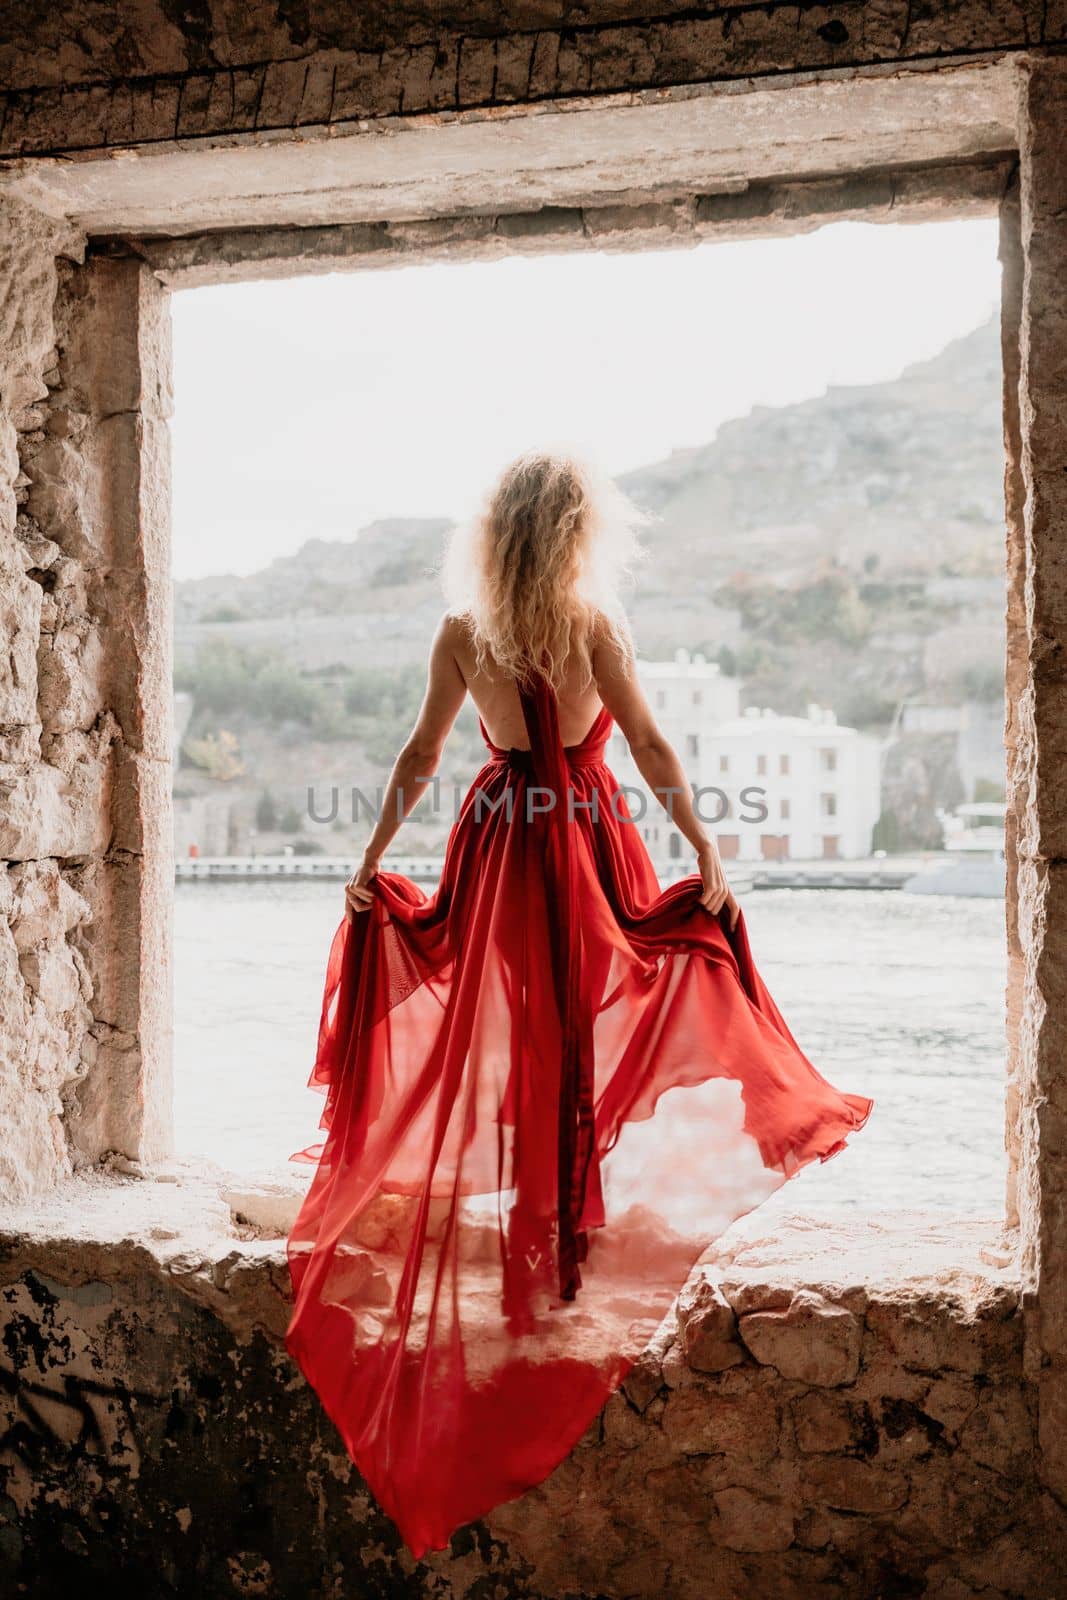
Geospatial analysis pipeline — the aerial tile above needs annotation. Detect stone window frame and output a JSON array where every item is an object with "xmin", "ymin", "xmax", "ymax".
[
  {"xmin": 3, "ymin": 52, "xmax": 1066, "ymax": 1495},
  {"xmin": 135, "ymin": 164, "xmax": 1029, "ymax": 1219}
]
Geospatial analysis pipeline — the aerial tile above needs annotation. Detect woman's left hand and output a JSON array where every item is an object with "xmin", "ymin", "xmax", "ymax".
[
  {"xmin": 345, "ymin": 856, "xmax": 379, "ymax": 918},
  {"xmin": 697, "ymin": 844, "xmax": 740, "ymax": 931}
]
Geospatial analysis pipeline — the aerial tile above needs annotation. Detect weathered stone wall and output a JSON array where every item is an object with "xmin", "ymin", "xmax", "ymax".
[
  {"xmin": 0, "ymin": 209, "xmax": 174, "ymax": 1201},
  {"xmin": 1012, "ymin": 53, "xmax": 1067, "ymax": 1510},
  {"xmin": 0, "ymin": 197, "xmax": 92, "ymax": 1200},
  {"xmin": 2, "ymin": 1197, "xmax": 1061, "ymax": 1600},
  {"xmin": 0, "ymin": 1, "xmax": 1062, "ymax": 160}
]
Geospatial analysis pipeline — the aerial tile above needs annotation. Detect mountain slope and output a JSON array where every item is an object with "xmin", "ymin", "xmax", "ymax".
[{"xmin": 175, "ymin": 317, "xmax": 1005, "ymax": 718}]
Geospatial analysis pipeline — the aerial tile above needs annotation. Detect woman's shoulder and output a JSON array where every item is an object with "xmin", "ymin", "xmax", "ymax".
[
  {"xmin": 435, "ymin": 609, "xmax": 474, "ymax": 642},
  {"xmin": 434, "ymin": 610, "xmax": 478, "ymax": 669},
  {"xmin": 589, "ymin": 605, "xmax": 636, "ymax": 673}
]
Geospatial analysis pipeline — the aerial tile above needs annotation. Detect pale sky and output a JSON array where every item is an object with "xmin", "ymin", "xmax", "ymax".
[{"xmin": 171, "ymin": 217, "xmax": 1001, "ymax": 581}]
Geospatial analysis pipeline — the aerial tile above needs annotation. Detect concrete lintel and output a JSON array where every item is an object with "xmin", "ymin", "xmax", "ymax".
[
  {"xmin": 0, "ymin": 58, "xmax": 1019, "ymax": 241},
  {"xmin": 119, "ymin": 158, "xmax": 1012, "ymax": 290}
]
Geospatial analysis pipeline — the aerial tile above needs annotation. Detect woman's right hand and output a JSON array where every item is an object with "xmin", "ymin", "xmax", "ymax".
[
  {"xmin": 344, "ymin": 855, "xmax": 379, "ymax": 919},
  {"xmin": 697, "ymin": 844, "xmax": 740, "ymax": 931}
]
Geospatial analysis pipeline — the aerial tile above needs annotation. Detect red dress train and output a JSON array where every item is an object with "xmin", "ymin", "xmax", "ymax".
[{"xmin": 285, "ymin": 673, "xmax": 872, "ymax": 1557}]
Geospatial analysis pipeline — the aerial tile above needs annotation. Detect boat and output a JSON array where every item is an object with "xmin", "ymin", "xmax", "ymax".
[{"xmin": 902, "ymin": 802, "xmax": 1006, "ymax": 898}]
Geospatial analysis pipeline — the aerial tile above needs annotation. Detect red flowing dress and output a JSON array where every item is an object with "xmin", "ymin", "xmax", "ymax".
[{"xmin": 286, "ymin": 671, "xmax": 872, "ymax": 1557}]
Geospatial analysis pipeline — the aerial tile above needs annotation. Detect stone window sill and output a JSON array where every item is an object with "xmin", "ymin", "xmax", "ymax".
[{"xmin": 0, "ymin": 1160, "xmax": 1020, "ymax": 1352}]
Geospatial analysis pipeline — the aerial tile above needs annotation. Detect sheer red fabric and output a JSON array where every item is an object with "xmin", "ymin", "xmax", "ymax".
[{"xmin": 286, "ymin": 674, "xmax": 872, "ymax": 1557}]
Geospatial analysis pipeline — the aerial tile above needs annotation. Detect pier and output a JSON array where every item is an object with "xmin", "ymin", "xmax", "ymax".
[{"xmin": 174, "ymin": 854, "xmax": 930, "ymax": 890}]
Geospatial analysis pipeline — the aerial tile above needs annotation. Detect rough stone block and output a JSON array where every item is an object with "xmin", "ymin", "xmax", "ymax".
[
  {"xmin": 109, "ymin": 744, "xmax": 171, "ymax": 857},
  {"xmin": 712, "ymin": 1485, "xmax": 795, "ymax": 1553},
  {"xmin": 329, "ymin": 54, "xmax": 383, "ymax": 121},
  {"xmin": 9, "ymin": 860, "xmax": 90, "ymax": 953},
  {"xmin": 921, "ymin": 1372, "xmax": 981, "ymax": 1438},
  {"xmin": 36, "ymin": 614, "xmax": 107, "ymax": 736},
  {"xmin": 0, "ymin": 570, "xmax": 42, "ymax": 726},
  {"xmin": 128, "ymin": 80, "xmax": 183, "ymax": 144},
  {"xmin": 53, "ymin": 256, "xmax": 172, "ymax": 425},
  {"xmin": 255, "ymin": 60, "xmax": 311, "ymax": 131},
  {"xmin": 791, "ymin": 1389, "xmax": 861, "ymax": 1453},
  {"xmin": 493, "ymin": 36, "xmax": 537, "ymax": 103},
  {"xmin": 296, "ymin": 56, "xmax": 342, "ymax": 126},
  {"xmin": 676, "ymin": 1274, "xmax": 744, "ymax": 1372},
  {"xmin": 663, "ymin": 1382, "xmax": 780, "ymax": 1464},
  {"xmin": 866, "ymin": 1287, "xmax": 1022, "ymax": 1377},
  {"xmin": 24, "ymin": 431, "xmax": 97, "ymax": 564},
  {"xmin": 958, "ymin": 1385, "xmax": 1034, "ymax": 1471},
  {"xmin": 72, "ymin": 842, "xmax": 165, "ymax": 1037},
  {"xmin": 739, "ymin": 1289, "xmax": 862, "ymax": 1386},
  {"xmin": 0, "ymin": 749, "xmax": 109, "ymax": 860},
  {"xmin": 64, "ymin": 1025, "xmax": 145, "ymax": 1162},
  {"xmin": 801, "ymin": 1455, "xmax": 909, "ymax": 1515},
  {"xmin": 620, "ymin": 1347, "xmax": 665, "ymax": 1412},
  {"xmin": 19, "ymin": 944, "xmax": 85, "ymax": 1011},
  {"xmin": 92, "ymin": 562, "xmax": 172, "ymax": 758}
]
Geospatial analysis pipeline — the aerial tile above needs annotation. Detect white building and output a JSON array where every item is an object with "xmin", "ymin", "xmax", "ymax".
[
  {"xmin": 608, "ymin": 655, "xmax": 881, "ymax": 865},
  {"xmin": 703, "ymin": 705, "xmax": 881, "ymax": 862},
  {"xmin": 605, "ymin": 650, "xmax": 740, "ymax": 863},
  {"xmin": 605, "ymin": 648, "xmax": 741, "ymax": 775}
]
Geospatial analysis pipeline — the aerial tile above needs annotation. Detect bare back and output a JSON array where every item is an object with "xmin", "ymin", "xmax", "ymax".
[
  {"xmin": 354, "ymin": 607, "xmax": 734, "ymax": 922},
  {"xmin": 450, "ymin": 617, "xmax": 606, "ymax": 750}
]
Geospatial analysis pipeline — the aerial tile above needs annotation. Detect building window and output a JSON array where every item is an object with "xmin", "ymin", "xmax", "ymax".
[
  {"xmin": 692, "ymin": 689, "xmax": 703, "ymax": 706},
  {"xmin": 781, "ymin": 797, "xmax": 791, "ymax": 820},
  {"xmin": 719, "ymin": 753, "xmax": 729, "ymax": 774},
  {"xmin": 756, "ymin": 754, "xmax": 767, "ymax": 776},
  {"xmin": 686, "ymin": 733, "xmax": 699, "ymax": 758},
  {"xmin": 779, "ymin": 753, "xmax": 790, "ymax": 775},
  {"xmin": 760, "ymin": 835, "xmax": 789, "ymax": 862},
  {"xmin": 819, "ymin": 747, "xmax": 838, "ymax": 772},
  {"xmin": 656, "ymin": 690, "xmax": 666, "ymax": 709},
  {"xmin": 821, "ymin": 792, "xmax": 837, "ymax": 818}
]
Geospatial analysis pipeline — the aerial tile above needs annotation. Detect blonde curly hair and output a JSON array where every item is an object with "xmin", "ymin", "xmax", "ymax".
[{"xmin": 441, "ymin": 451, "xmax": 646, "ymax": 692}]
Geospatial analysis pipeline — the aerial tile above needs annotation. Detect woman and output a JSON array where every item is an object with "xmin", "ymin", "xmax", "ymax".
[{"xmin": 286, "ymin": 452, "xmax": 872, "ymax": 1559}]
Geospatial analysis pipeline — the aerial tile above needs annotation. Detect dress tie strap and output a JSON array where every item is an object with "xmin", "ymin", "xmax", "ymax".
[{"xmin": 516, "ymin": 670, "xmax": 600, "ymax": 1302}]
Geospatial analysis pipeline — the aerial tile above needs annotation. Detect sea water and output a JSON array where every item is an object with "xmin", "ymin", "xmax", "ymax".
[{"xmin": 174, "ymin": 883, "xmax": 1006, "ymax": 1217}]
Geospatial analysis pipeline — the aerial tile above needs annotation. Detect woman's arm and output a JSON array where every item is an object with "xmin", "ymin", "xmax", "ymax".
[
  {"xmin": 592, "ymin": 622, "xmax": 740, "ymax": 929},
  {"xmin": 345, "ymin": 614, "xmax": 468, "ymax": 915}
]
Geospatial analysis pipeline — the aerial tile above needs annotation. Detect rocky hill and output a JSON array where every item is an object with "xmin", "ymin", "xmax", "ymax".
[
  {"xmin": 173, "ymin": 317, "xmax": 1006, "ymax": 849},
  {"xmin": 176, "ymin": 316, "xmax": 1003, "ymax": 707},
  {"xmin": 614, "ymin": 314, "xmax": 1003, "ymax": 723}
]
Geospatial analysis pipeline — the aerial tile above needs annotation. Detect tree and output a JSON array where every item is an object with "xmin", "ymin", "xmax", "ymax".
[
  {"xmin": 181, "ymin": 728, "xmax": 244, "ymax": 781},
  {"xmin": 871, "ymin": 807, "xmax": 901, "ymax": 853},
  {"xmin": 256, "ymin": 789, "xmax": 278, "ymax": 830}
]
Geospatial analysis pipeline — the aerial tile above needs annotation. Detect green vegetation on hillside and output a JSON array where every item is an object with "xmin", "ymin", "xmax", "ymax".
[{"xmin": 175, "ymin": 641, "xmax": 433, "ymax": 750}]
